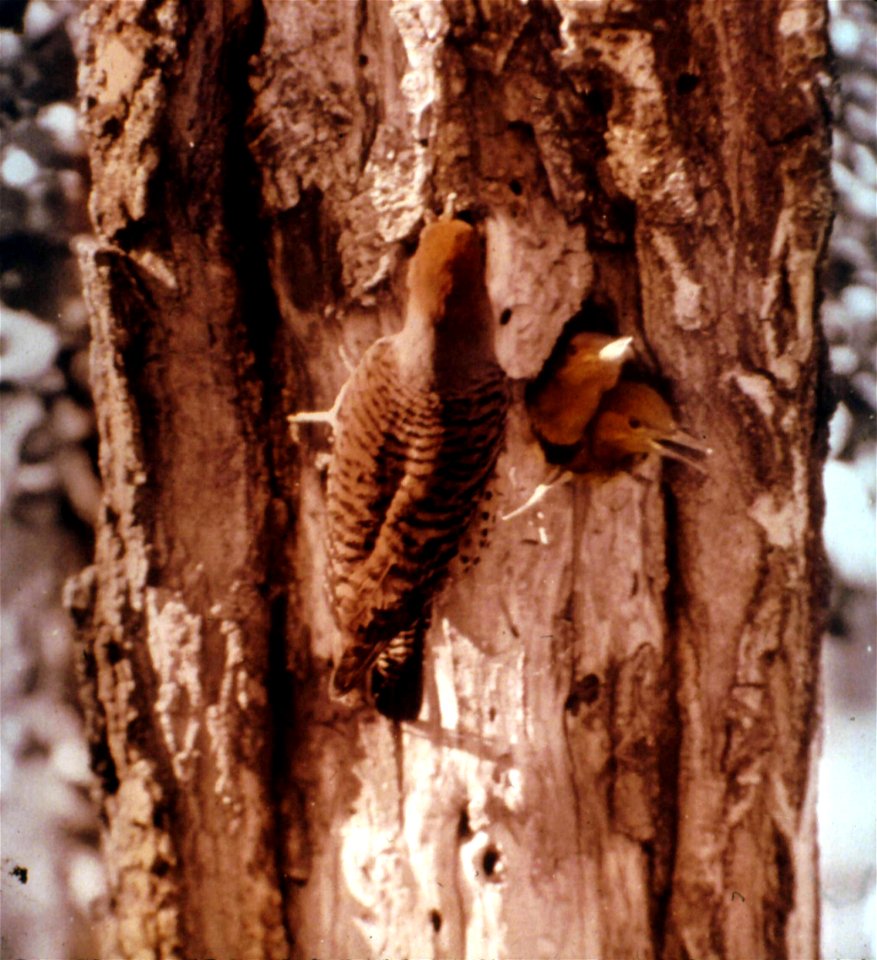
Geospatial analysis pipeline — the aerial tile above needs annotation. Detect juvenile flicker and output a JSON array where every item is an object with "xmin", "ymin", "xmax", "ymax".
[
  {"xmin": 574, "ymin": 380, "xmax": 709, "ymax": 473},
  {"xmin": 324, "ymin": 219, "xmax": 509, "ymax": 720},
  {"xmin": 506, "ymin": 341, "xmax": 709, "ymax": 519},
  {"xmin": 527, "ymin": 331, "xmax": 633, "ymax": 447}
]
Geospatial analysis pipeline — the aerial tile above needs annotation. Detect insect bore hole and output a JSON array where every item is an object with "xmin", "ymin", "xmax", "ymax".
[
  {"xmin": 676, "ymin": 72, "xmax": 699, "ymax": 95},
  {"xmin": 482, "ymin": 847, "xmax": 500, "ymax": 878}
]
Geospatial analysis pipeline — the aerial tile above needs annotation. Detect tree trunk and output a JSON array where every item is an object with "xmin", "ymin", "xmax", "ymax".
[{"xmin": 73, "ymin": 1, "xmax": 832, "ymax": 957}]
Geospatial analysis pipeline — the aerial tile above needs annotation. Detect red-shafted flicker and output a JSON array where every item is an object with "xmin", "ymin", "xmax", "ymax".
[{"xmin": 321, "ymin": 219, "xmax": 509, "ymax": 721}]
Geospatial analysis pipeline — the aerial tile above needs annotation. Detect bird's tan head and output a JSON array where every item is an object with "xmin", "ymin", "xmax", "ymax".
[
  {"xmin": 526, "ymin": 331, "xmax": 633, "ymax": 447},
  {"xmin": 407, "ymin": 219, "xmax": 486, "ymax": 322},
  {"xmin": 561, "ymin": 333, "xmax": 633, "ymax": 385},
  {"xmin": 592, "ymin": 381, "xmax": 711, "ymax": 470}
]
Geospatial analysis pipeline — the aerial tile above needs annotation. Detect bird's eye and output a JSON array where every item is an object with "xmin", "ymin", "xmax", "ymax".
[{"xmin": 629, "ymin": 417, "xmax": 642, "ymax": 429}]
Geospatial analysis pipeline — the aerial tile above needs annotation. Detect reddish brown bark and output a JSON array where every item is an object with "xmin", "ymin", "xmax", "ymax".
[{"xmin": 75, "ymin": 1, "xmax": 831, "ymax": 957}]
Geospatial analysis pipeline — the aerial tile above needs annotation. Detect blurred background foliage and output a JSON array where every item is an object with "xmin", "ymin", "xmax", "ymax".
[
  {"xmin": 0, "ymin": 1, "xmax": 873, "ymax": 957},
  {"xmin": 1, "ymin": 2, "xmax": 101, "ymax": 959},
  {"xmin": 819, "ymin": 3, "xmax": 876, "ymax": 957}
]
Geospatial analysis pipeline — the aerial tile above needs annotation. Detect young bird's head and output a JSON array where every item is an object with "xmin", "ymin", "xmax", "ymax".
[
  {"xmin": 590, "ymin": 381, "xmax": 711, "ymax": 471},
  {"xmin": 527, "ymin": 332, "xmax": 634, "ymax": 447},
  {"xmin": 558, "ymin": 332, "xmax": 634, "ymax": 386}
]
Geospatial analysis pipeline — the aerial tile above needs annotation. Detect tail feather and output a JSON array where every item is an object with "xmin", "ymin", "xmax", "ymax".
[
  {"xmin": 332, "ymin": 621, "xmax": 426, "ymax": 722},
  {"xmin": 371, "ymin": 624, "xmax": 425, "ymax": 721}
]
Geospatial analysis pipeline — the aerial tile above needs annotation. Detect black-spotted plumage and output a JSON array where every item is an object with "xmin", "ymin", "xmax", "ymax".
[{"xmin": 327, "ymin": 220, "xmax": 508, "ymax": 720}]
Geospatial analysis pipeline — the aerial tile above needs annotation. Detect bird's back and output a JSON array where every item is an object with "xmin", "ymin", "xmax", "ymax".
[{"xmin": 326, "ymin": 336, "xmax": 508, "ymax": 717}]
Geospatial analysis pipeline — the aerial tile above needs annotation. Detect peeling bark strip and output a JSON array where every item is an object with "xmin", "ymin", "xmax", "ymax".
[
  {"xmin": 78, "ymin": 0, "xmax": 831, "ymax": 958},
  {"xmin": 77, "ymin": 1, "xmax": 289, "ymax": 957}
]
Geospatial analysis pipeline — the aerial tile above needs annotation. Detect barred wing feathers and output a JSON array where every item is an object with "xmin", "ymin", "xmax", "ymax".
[{"xmin": 326, "ymin": 338, "xmax": 508, "ymax": 718}]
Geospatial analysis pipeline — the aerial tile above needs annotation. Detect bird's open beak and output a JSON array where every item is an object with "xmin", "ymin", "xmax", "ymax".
[{"xmin": 649, "ymin": 429, "xmax": 712, "ymax": 473}]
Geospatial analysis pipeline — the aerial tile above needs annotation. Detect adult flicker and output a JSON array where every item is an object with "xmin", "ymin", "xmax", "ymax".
[{"xmin": 323, "ymin": 219, "xmax": 509, "ymax": 721}]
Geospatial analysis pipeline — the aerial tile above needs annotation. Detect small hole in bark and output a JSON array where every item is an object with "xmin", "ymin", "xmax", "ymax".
[
  {"xmin": 499, "ymin": 308, "xmax": 512, "ymax": 325},
  {"xmin": 509, "ymin": 178, "xmax": 523, "ymax": 195},
  {"xmin": 457, "ymin": 808, "xmax": 472, "ymax": 839},
  {"xmin": 827, "ymin": 609, "xmax": 845, "ymax": 636},
  {"xmin": 482, "ymin": 847, "xmax": 500, "ymax": 877},
  {"xmin": 676, "ymin": 72, "xmax": 699, "ymax": 94},
  {"xmin": 429, "ymin": 909, "xmax": 443, "ymax": 932},
  {"xmin": 584, "ymin": 87, "xmax": 610, "ymax": 115},
  {"xmin": 580, "ymin": 673, "xmax": 600, "ymax": 704},
  {"xmin": 489, "ymin": 706, "xmax": 496, "ymax": 721},
  {"xmin": 101, "ymin": 116, "xmax": 121, "ymax": 139},
  {"xmin": 358, "ymin": 53, "xmax": 369, "ymax": 66},
  {"xmin": 564, "ymin": 673, "xmax": 601, "ymax": 714},
  {"xmin": 105, "ymin": 640, "xmax": 123, "ymax": 665}
]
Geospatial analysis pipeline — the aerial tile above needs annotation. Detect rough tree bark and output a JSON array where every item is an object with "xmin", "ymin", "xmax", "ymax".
[{"xmin": 71, "ymin": 1, "xmax": 832, "ymax": 958}]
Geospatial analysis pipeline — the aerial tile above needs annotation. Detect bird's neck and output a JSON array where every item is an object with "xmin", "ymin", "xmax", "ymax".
[{"xmin": 396, "ymin": 297, "xmax": 497, "ymax": 389}]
